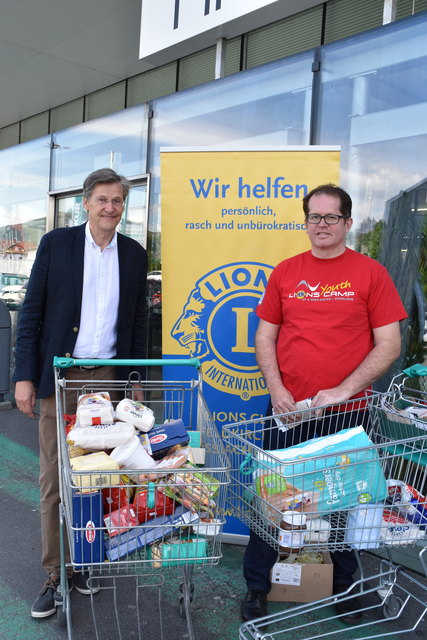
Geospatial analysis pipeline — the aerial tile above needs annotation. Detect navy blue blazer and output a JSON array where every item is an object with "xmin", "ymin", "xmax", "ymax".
[{"xmin": 13, "ymin": 223, "xmax": 148, "ymax": 398}]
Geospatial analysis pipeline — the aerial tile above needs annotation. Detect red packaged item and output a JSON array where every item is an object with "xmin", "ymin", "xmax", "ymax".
[
  {"xmin": 64, "ymin": 414, "xmax": 77, "ymax": 436},
  {"xmin": 103, "ymin": 504, "xmax": 139, "ymax": 537},
  {"xmin": 102, "ymin": 482, "xmax": 129, "ymax": 514},
  {"xmin": 133, "ymin": 484, "xmax": 175, "ymax": 524}
]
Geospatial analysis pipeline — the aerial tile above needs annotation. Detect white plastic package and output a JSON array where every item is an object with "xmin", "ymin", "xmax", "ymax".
[
  {"xmin": 67, "ymin": 421, "xmax": 135, "ymax": 450},
  {"xmin": 115, "ymin": 398, "xmax": 155, "ymax": 432},
  {"xmin": 76, "ymin": 392, "xmax": 115, "ymax": 427}
]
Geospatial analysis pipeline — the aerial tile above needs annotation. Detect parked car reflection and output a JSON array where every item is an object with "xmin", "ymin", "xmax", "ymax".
[{"xmin": 0, "ymin": 283, "xmax": 27, "ymax": 310}]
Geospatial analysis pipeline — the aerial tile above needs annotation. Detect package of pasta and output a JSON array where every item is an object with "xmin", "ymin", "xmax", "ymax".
[{"xmin": 76, "ymin": 392, "xmax": 115, "ymax": 427}]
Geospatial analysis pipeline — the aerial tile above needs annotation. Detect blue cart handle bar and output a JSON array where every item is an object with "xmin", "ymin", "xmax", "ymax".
[
  {"xmin": 53, "ymin": 356, "xmax": 201, "ymax": 370},
  {"xmin": 402, "ymin": 363, "xmax": 427, "ymax": 378}
]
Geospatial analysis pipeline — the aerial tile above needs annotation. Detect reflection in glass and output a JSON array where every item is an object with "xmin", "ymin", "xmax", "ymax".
[
  {"xmin": 317, "ymin": 13, "xmax": 427, "ymax": 376},
  {"xmin": 0, "ymin": 137, "xmax": 50, "ymax": 290},
  {"xmin": 51, "ymin": 105, "xmax": 149, "ymax": 191}
]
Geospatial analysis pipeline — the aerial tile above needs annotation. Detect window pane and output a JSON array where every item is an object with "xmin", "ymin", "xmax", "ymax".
[
  {"xmin": 317, "ymin": 13, "xmax": 427, "ymax": 375},
  {"xmin": 148, "ymin": 50, "xmax": 314, "ymax": 281},
  {"xmin": 51, "ymin": 105, "xmax": 149, "ymax": 191},
  {"xmin": 0, "ymin": 138, "xmax": 50, "ymax": 369}
]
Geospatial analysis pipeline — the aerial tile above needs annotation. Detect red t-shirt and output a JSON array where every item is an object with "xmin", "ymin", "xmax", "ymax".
[{"xmin": 256, "ymin": 248, "xmax": 407, "ymax": 401}]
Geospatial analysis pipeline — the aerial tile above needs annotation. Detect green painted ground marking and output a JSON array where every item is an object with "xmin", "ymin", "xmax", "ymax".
[
  {"xmin": 0, "ymin": 578, "xmax": 62, "ymax": 640},
  {"xmin": 0, "ymin": 435, "xmax": 40, "ymax": 508}
]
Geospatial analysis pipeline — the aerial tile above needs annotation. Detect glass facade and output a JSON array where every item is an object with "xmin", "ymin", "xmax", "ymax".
[
  {"xmin": 317, "ymin": 14, "xmax": 427, "ymax": 377},
  {"xmin": 1, "ymin": 11, "xmax": 426, "ymax": 384}
]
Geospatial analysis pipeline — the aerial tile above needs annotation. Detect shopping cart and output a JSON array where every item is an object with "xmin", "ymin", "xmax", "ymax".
[
  {"xmin": 222, "ymin": 371, "xmax": 427, "ymax": 640},
  {"xmin": 53, "ymin": 357, "xmax": 230, "ymax": 640}
]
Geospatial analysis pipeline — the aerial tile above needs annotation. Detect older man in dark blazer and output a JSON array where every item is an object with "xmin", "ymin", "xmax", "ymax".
[{"xmin": 13, "ymin": 168, "xmax": 148, "ymax": 618}]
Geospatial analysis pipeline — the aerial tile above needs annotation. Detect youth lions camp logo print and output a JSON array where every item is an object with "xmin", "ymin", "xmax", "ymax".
[{"xmin": 171, "ymin": 262, "xmax": 273, "ymax": 400}]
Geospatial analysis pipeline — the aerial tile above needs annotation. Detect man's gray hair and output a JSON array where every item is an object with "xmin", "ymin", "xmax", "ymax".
[{"xmin": 83, "ymin": 168, "xmax": 132, "ymax": 200}]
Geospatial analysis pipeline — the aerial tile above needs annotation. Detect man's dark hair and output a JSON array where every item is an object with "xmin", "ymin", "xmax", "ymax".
[
  {"xmin": 302, "ymin": 184, "xmax": 352, "ymax": 218},
  {"xmin": 83, "ymin": 168, "xmax": 131, "ymax": 200}
]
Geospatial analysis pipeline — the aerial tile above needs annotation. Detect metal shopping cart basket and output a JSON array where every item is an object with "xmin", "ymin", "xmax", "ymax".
[
  {"xmin": 53, "ymin": 357, "xmax": 230, "ymax": 640},
  {"xmin": 222, "ymin": 376, "xmax": 427, "ymax": 640}
]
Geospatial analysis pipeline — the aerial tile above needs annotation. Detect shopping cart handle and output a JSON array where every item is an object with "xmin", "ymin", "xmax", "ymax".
[
  {"xmin": 53, "ymin": 357, "xmax": 201, "ymax": 369},
  {"xmin": 402, "ymin": 364, "xmax": 427, "ymax": 378}
]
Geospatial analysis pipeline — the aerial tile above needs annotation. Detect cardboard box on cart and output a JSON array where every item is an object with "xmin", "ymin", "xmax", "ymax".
[{"xmin": 268, "ymin": 553, "xmax": 333, "ymax": 603}]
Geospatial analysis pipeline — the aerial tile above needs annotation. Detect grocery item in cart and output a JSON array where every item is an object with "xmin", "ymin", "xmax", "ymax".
[
  {"xmin": 72, "ymin": 490, "xmax": 105, "ymax": 566},
  {"xmin": 137, "ymin": 446, "xmax": 190, "ymax": 482},
  {"xmin": 110, "ymin": 434, "xmax": 158, "ymax": 470},
  {"xmin": 65, "ymin": 413, "xmax": 89, "ymax": 457},
  {"xmin": 115, "ymin": 398, "xmax": 155, "ymax": 432},
  {"xmin": 254, "ymin": 426, "xmax": 387, "ymax": 515},
  {"xmin": 70, "ymin": 451, "xmax": 121, "ymax": 488},
  {"xmin": 104, "ymin": 504, "xmax": 139, "ymax": 537},
  {"xmin": 380, "ymin": 507, "xmax": 426, "ymax": 545},
  {"xmin": 343, "ymin": 503, "xmax": 383, "ymax": 549},
  {"xmin": 76, "ymin": 392, "xmax": 115, "ymax": 427},
  {"xmin": 133, "ymin": 484, "xmax": 176, "ymax": 523},
  {"xmin": 163, "ymin": 464, "xmax": 219, "ymax": 516},
  {"xmin": 386, "ymin": 479, "xmax": 427, "ymax": 528},
  {"xmin": 151, "ymin": 536, "xmax": 207, "ymax": 567},
  {"xmin": 67, "ymin": 421, "xmax": 135, "ymax": 450},
  {"xmin": 304, "ymin": 517, "xmax": 331, "ymax": 544},
  {"xmin": 104, "ymin": 505, "xmax": 199, "ymax": 561},
  {"xmin": 102, "ymin": 481, "xmax": 129, "ymax": 513},
  {"xmin": 148, "ymin": 419, "xmax": 190, "ymax": 459}
]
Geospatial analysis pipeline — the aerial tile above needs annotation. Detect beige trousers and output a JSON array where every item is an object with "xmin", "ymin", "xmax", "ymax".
[{"xmin": 38, "ymin": 365, "xmax": 118, "ymax": 577}]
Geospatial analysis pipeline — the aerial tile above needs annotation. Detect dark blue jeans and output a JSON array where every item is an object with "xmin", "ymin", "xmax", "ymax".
[{"xmin": 243, "ymin": 402, "xmax": 368, "ymax": 593}]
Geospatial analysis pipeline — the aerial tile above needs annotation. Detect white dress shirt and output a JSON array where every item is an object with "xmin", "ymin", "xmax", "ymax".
[{"xmin": 72, "ymin": 222, "xmax": 120, "ymax": 359}]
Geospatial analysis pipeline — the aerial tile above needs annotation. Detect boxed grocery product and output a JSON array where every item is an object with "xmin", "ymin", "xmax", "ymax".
[
  {"xmin": 188, "ymin": 447, "xmax": 206, "ymax": 466},
  {"xmin": 148, "ymin": 419, "xmax": 190, "ymax": 459},
  {"xmin": 72, "ymin": 490, "xmax": 105, "ymax": 567},
  {"xmin": 268, "ymin": 553, "xmax": 333, "ymax": 603},
  {"xmin": 151, "ymin": 536, "xmax": 207, "ymax": 567}
]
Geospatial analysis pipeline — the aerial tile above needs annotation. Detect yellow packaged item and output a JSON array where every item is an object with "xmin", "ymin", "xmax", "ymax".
[{"xmin": 70, "ymin": 451, "xmax": 121, "ymax": 489}]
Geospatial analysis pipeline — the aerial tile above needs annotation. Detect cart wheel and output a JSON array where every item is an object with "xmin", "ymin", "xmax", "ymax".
[
  {"xmin": 382, "ymin": 595, "xmax": 404, "ymax": 619},
  {"xmin": 57, "ymin": 606, "xmax": 67, "ymax": 627}
]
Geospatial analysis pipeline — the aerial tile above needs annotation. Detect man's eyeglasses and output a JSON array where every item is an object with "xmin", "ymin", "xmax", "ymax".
[
  {"xmin": 93, "ymin": 197, "xmax": 124, "ymax": 208},
  {"xmin": 306, "ymin": 214, "xmax": 349, "ymax": 225}
]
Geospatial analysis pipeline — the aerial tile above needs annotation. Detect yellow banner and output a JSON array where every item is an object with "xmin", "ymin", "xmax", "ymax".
[{"xmin": 162, "ymin": 148, "xmax": 340, "ymax": 385}]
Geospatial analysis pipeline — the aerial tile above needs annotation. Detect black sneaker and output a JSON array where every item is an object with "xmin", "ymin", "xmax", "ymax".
[
  {"xmin": 333, "ymin": 585, "xmax": 362, "ymax": 625},
  {"xmin": 31, "ymin": 578, "xmax": 59, "ymax": 618},
  {"xmin": 73, "ymin": 571, "xmax": 100, "ymax": 595},
  {"xmin": 241, "ymin": 589, "xmax": 268, "ymax": 621}
]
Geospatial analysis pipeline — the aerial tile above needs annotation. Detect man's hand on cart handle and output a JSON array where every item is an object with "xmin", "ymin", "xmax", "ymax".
[
  {"xmin": 15, "ymin": 380, "xmax": 37, "ymax": 419},
  {"xmin": 271, "ymin": 386, "xmax": 298, "ymax": 424}
]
